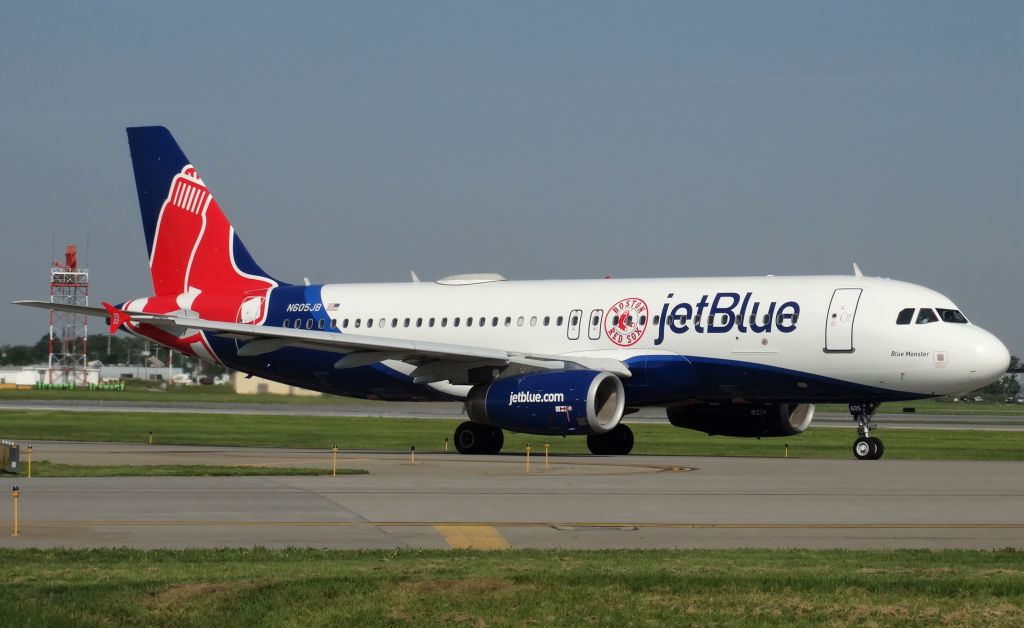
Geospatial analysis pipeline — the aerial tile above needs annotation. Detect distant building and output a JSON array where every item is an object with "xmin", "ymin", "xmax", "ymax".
[{"xmin": 231, "ymin": 371, "xmax": 322, "ymax": 396}]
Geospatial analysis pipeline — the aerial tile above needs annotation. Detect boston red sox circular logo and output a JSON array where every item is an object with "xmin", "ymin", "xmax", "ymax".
[{"xmin": 604, "ymin": 297, "xmax": 649, "ymax": 346}]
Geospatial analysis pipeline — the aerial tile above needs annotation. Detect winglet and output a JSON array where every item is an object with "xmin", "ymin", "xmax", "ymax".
[
  {"xmin": 852, "ymin": 263, "xmax": 863, "ymax": 278},
  {"xmin": 102, "ymin": 302, "xmax": 131, "ymax": 334}
]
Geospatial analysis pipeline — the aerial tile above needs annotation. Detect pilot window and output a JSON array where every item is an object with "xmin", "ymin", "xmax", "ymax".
[
  {"xmin": 916, "ymin": 308, "xmax": 938, "ymax": 324},
  {"xmin": 896, "ymin": 308, "xmax": 914, "ymax": 325},
  {"xmin": 937, "ymin": 308, "xmax": 968, "ymax": 324}
]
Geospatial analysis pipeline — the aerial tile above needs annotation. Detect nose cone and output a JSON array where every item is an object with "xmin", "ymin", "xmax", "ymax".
[{"xmin": 968, "ymin": 327, "xmax": 1011, "ymax": 387}]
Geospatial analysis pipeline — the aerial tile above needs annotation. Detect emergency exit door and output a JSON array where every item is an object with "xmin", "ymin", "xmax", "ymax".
[{"xmin": 824, "ymin": 288, "xmax": 862, "ymax": 352}]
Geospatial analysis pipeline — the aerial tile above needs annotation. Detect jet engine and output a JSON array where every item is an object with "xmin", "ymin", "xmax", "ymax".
[
  {"xmin": 466, "ymin": 370, "xmax": 625, "ymax": 435},
  {"xmin": 667, "ymin": 403, "xmax": 815, "ymax": 437}
]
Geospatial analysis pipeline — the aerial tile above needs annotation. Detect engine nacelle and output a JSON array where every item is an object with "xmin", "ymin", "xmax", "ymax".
[
  {"xmin": 466, "ymin": 370, "xmax": 625, "ymax": 436},
  {"xmin": 667, "ymin": 403, "xmax": 815, "ymax": 437}
]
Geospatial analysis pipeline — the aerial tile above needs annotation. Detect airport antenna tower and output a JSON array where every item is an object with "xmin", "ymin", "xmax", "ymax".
[{"xmin": 48, "ymin": 245, "xmax": 89, "ymax": 385}]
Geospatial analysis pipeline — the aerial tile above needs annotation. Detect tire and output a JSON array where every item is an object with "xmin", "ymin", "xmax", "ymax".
[
  {"xmin": 454, "ymin": 422, "xmax": 482, "ymax": 454},
  {"xmin": 486, "ymin": 427, "xmax": 505, "ymax": 455},
  {"xmin": 853, "ymin": 436, "xmax": 874, "ymax": 460},
  {"xmin": 586, "ymin": 432, "xmax": 610, "ymax": 455},
  {"xmin": 612, "ymin": 424, "xmax": 634, "ymax": 455},
  {"xmin": 869, "ymin": 436, "xmax": 884, "ymax": 460}
]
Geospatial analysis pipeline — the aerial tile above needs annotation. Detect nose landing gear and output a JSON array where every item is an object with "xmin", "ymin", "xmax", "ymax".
[{"xmin": 850, "ymin": 402, "xmax": 884, "ymax": 460}]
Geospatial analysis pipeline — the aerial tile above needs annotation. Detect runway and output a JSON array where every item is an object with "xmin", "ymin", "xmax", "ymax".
[{"xmin": 1, "ymin": 441, "xmax": 1022, "ymax": 550}]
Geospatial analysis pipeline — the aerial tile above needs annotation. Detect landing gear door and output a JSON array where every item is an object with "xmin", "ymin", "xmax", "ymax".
[
  {"xmin": 567, "ymin": 309, "xmax": 583, "ymax": 340},
  {"xmin": 824, "ymin": 288, "xmax": 862, "ymax": 352}
]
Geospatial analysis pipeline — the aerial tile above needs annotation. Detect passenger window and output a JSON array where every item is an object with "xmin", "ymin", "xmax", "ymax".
[
  {"xmin": 429, "ymin": 317, "xmax": 435, "ymax": 327},
  {"xmin": 592, "ymin": 315, "xmax": 599, "ymax": 326},
  {"xmin": 916, "ymin": 309, "xmax": 938, "ymax": 324},
  {"xmin": 896, "ymin": 308, "xmax": 914, "ymax": 325},
  {"xmin": 391, "ymin": 318, "xmax": 398, "ymax": 328},
  {"xmin": 639, "ymin": 315, "xmax": 647, "ymax": 326},
  {"xmin": 517, "ymin": 316, "xmax": 525, "ymax": 327},
  {"xmin": 441, "ymin": 317, "xmax": 448, "ymax": 327},
  {"xmin": 367, "ymin": 318, "xmax": 373, "ymax": 329},
  {"xmin": 305, "ymin": 318, "xmax": 313, "ymax": 330},
  {"xmin": 355, "ymin": 319, "xmax": 361, "ymax": 328},
  {"xmin": 378, "ymin": 318, "xmax": 385, "ymax": 328},
  {"xmin": 454, "ymin": 317, "xmax": 461, "ymax": 327},
  {"xmin": 937, "ymin": 308, "xmax": 968, "ymax": 324},
  {"xmin": 505, "ymin": 317, "xmax": 512, "ymax": 327},
  {"xmin": 543, "ymin": 316, "xmax": 550, "ymax": 326},
  {"xmin": 416, "ymin": 318, "xmax": 423, "ymax": 327},
  {"xmin": 530, "ymin": 316, "xmax": 538, "ymax": 327},
  {"xmin": 466, "ymin": 317, "xmax": 473, "ymax": 327},
  {"xmin": 317, "ymin": 319, "xmax": 325, "ymax": 330},
  {"xmin": 479, "ymin": 317, "xmax": 486, "ymax": 327},
  {"xmin": 556, "ymin": 316, "xmax": 564, "ymax": 326},
  {"xmin": 403, "ymin": 318, "xmax": 410, "ymax": 328},
  {"xmin": 651, "ymin": 315, "xmax": 659, "ymax": 326},
  {"xmin": 492, "ymin": 317, "xmax": 498, "ymax": 326},
  {"xmin": 571, "ymin": 315, "xmax": 579, "ymax": 326},
  {"xmin": 342, "ymin": 319, "xmax": 349, "ymax": 329},
  {"xmin": 283, "ymin": 318, "xmax": 290, "ymax": 328},
  {"xmin": 612, "ymin": 315, "xmax": 620, "ymax": 326}
]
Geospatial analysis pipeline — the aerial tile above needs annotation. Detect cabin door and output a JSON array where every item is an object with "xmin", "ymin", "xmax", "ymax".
[{"xmin": 824, "ymin": 288, "xmax": 862, "ymax": 352}]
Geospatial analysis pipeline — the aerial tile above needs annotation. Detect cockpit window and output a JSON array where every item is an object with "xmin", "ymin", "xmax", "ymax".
[
  {"xmin": 936, "ymin": 308, "xmax": 968, "ymax": 324},
  {"xmin": 916, "ymin": 308, "xmax": 938, "ymax": 324},
  {"xmin": 896, "ymin": 308, "xmax": 914, "ymax": 325}
]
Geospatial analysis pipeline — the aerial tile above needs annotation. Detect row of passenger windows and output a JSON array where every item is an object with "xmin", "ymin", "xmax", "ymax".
[
  {"xmin": 895, "ymin": 307, "xmax": 968, "ymax": 326},
  {"xmin": 280, "ymin": 311, "xmax": 799, "ymax": 331}
]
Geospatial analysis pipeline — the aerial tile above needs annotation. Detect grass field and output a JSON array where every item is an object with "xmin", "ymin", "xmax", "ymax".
[
  {"xmin": 1, "ymin": 548, "xmax": 1021, "ymax": 626},
  {"xmin": 3, "ymin": 385, "xmax": 1023, "ymax": 415},
  {"xmin": 2, "ymin": 409, "xmax": 1024, "ymax": 460},
  {"xmin": 22, "ymin": 460, "xmax": 365, "ymax": 477}
]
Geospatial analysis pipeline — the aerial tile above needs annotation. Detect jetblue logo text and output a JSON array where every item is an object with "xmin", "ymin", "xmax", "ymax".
[
  {"xmin": 654, "ymin": 292, "xmax": 800, "ymax": 345},
  {"xmin": 508, "ymin": 391, "xmax": 566, "ymax": 406}
]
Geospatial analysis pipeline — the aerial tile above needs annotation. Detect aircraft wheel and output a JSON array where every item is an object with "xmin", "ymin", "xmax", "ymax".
[
  {"xmin": 587, "ymin": 424, "xmax": 634, "ymax": 455},
  {"xmin": 486, "ymin": 427, "xmax": 505, "ymax": 455},
  {"xmin": 853, "ymin": 436, "xmax": 874, "ymax": 460},
  {"xmin": 611, "ymin": 424, "xmax": 634, "ymax": 455},
  {"xmin": 454, "ymin": 422, "xmax": 483, "ymax": 454},
  {"xmin": 869, "ymin": 436, "xmax": 885, "ymax": 460},
  {"xmin": 586, "ymin": 432, "xmax": 610, "ymax": 455}
]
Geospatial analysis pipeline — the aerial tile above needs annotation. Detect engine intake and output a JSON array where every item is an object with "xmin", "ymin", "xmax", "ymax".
[
  {"xmin": 467, "ymin": 370, "xmax": 625, "ymax": 435},
  {"xmin": 667, "ymin": 403, "xmax": 815, "ymax": 437}
]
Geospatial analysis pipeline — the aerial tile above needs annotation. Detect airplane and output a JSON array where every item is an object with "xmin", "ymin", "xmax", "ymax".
[{"xmin": 16, "ymin": 126, "xmax": 1011, "ymax": 460}]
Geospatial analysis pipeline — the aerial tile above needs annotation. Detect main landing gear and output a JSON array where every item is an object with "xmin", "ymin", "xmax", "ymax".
[
  {"xmin": 849, "ymin": 402, "xmax": 884, "ymax": 460},
  {"xmin": 454, "ymin": 421, "xmax": 504, "ymax": 455},
  {"xmin": 586, "ymin": 424, "xmax": 634, "ymax": 455}
]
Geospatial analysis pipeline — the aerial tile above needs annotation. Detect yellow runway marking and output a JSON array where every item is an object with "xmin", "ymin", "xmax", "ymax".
[{"xmin": 434, "ymin": 525, "xmax": 511, "ymax": 549}]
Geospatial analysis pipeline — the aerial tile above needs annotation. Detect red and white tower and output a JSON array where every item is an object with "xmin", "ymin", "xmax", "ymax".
[{"xmin": 48, "ymin": 245, "xmax": 89, "ymax": 385}]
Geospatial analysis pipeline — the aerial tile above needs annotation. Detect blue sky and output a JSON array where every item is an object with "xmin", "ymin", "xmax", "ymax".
[{"xmin": 1, "ymin": 2, "xmax": 1021, "ymax": 352}]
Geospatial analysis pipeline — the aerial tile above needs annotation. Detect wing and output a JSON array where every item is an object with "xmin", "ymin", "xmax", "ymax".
[{"xmin": 14, "ymin": 300, "xmax": 631, "ymax": 384}]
